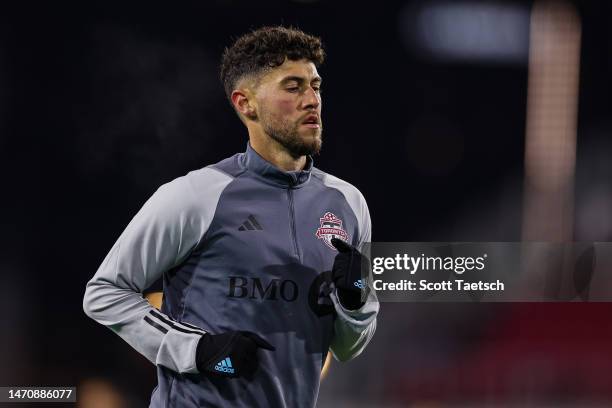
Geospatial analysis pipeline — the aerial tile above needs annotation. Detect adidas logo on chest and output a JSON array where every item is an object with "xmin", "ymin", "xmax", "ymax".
[{"xmin": 238, "ymin": 215, "xmax": 263, "ymax": 231}]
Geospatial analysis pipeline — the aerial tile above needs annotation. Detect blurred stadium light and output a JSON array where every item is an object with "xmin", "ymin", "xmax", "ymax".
[
  {"xmin": 399, "ymin": 1, "xmax": 530, "ymax": 64},
  {"xmin": 522, "ymin": 0, "xmax": 581, "ymax": 241}
]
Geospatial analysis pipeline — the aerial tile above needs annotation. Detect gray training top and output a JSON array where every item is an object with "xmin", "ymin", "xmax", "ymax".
[{"xmin": 83, "ymin": 143, "xmax": 379, "ymax": 407}]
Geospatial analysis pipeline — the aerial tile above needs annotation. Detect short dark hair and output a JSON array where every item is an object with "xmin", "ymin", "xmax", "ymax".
[{"xmin": 220, "ymin": 26, "xmax": 325, "ymax": 103}]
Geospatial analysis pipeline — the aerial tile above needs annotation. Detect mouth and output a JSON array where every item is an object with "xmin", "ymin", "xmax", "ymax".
[{"xmin": 301, "ymin": 114, "xmax": 321, "ymax": 129}]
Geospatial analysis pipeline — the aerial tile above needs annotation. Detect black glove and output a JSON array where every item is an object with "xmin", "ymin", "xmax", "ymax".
[
  {"xmin": 196, "ymin": 331, "xmax": 275, "ymax": 379},
  {"xmin": 331, "ymin": 238, "xmax": 370, "ymax": 310}
]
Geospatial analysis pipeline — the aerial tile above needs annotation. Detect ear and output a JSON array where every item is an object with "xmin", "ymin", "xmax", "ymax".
[{"xmin": 231, "ymin": 89, "xmax": 257, "ymax": 120}]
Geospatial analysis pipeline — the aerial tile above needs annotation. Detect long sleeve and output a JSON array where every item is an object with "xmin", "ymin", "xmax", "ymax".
[
  {"xmin": 83, "ymin": 168, "xmax": 232, "ymax": 374},
  {"xmin": 329, "ymin": 193, "xmax": 379, "ymax": 362}
]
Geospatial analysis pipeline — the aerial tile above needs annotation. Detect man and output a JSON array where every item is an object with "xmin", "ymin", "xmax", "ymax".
[{"xmin": 83, "ymin": 26, "xmax": 378, "ymax": 407}]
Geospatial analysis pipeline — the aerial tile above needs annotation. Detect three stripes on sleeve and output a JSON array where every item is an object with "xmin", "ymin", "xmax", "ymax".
[{"xmin": 144, "ymin": 309, "xmax": 207, "ymax": 336}]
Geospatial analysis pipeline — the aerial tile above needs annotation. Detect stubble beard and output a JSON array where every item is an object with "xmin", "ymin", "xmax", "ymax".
[{"xmin": 260, "ymin": 110, "xmax": 323, "ymax": 159}]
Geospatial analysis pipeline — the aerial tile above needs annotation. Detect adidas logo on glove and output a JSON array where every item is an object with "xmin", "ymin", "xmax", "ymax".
[{"xmin": 214, "ymin": 357, "xmax": 235, "ymax": 374}]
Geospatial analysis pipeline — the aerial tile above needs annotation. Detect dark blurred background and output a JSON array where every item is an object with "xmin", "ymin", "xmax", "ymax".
[{"xmin": 1, "ymin": 0, "xmax": 611, "ymax": 406}]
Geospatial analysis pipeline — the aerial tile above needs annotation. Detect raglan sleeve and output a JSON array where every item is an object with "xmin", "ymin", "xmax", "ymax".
[
  {"xmin": 329, "ymin": 192, "xmax": 379, "ymax": 362},
  {"xmin": 83, "ymin": 170, "xmax": 225, "ymax": 374}
]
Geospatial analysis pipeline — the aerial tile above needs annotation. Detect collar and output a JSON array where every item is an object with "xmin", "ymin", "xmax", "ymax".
[{"xmin": 241, "ymin": 142, "xmax": 313, "ymax": 188}]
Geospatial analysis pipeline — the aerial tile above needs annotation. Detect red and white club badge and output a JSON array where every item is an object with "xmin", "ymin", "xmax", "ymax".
[{"xmin": 315, "ymin": 212, "xmax": 349, "ymax": 250}]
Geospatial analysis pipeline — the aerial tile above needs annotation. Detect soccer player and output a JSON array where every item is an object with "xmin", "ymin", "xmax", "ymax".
[{"xmin": 83, "ymin": 26, "xmax": 378, "ymax": 407}]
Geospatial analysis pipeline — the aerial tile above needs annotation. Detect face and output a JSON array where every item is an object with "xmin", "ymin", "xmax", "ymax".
[{"xmin": 253, "ymin": 59, "xmax": 323, "ymax": 158}]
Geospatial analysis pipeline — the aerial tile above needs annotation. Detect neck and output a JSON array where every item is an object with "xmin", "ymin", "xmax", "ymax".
[{"xmin": 248, "ymin": 128, "xmax": 307, "ymax": 172}]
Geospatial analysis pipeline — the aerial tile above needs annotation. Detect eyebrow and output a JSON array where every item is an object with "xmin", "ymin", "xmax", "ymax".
[{"xmin": 279, "ymin": 76, "xmax": 323, "ymax": 85}]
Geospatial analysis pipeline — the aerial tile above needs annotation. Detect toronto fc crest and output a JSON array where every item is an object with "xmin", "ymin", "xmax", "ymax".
[{"xmin": 315, "ymin": 212, "xmax": 349, "ymax": 250}]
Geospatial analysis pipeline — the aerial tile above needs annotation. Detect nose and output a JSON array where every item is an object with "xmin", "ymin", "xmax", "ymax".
[{"xmin": 302, "ymin": 87, "xmax": 320, "ymax": 110}]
